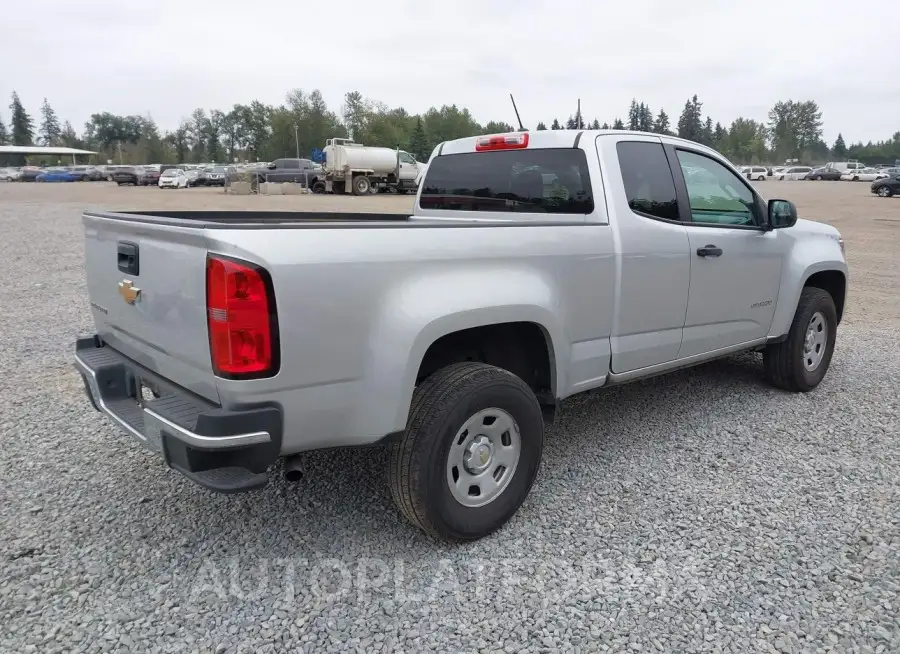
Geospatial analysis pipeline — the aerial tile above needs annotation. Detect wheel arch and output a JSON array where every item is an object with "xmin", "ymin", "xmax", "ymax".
[{"xmin": 353, "ymin": 270, "xmax": 567, "ymax": 439}]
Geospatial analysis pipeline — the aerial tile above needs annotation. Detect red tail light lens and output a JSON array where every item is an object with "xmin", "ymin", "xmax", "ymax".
[
  {"xmin": 475, "ymin": 132, "xmax": 529, "ymax": 151},
  {"xmin": 206, "ymin": 256, "xmax": 278, "ymax": 378}
]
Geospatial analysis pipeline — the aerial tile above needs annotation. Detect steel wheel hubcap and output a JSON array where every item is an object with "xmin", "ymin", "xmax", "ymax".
[
  {"xmin": 879, "ymin": 187, "xmax": 889, "ymax": 196},
  {"xmin": 803, "ymin": 311, "xmax": 828, "ymax": 372},
  {"xmin": 447, "ymin": 408, "xmax": 521, "ymax": 508}
]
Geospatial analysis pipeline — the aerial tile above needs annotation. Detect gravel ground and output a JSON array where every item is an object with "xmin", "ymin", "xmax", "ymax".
[{"xmin": 1, "ymin": 182, "xmax": 898, "ymax": 653}]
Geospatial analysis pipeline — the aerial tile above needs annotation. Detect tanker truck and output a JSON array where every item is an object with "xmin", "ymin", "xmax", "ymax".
[{"xmin": 322, "ymin": 138, "xmax": 428, "ymax": 195}]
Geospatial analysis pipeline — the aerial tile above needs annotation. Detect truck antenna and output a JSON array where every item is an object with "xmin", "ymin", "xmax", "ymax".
[{"xmin": 510, "ymin": 93, "xmax": 526, "ymax": 131}]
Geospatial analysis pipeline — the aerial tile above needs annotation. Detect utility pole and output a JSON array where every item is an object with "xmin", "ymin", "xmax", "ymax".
[
  {"xmin": 577, "ymin": 99, "xmax": 582, "ymax": 129},
  {"xmin": 294, "ymin": 124, "xmax": 300, "ymax": 159},
  {"xmin": 117, "ymin": 141, "xmax": 123, "ymax": 164}
]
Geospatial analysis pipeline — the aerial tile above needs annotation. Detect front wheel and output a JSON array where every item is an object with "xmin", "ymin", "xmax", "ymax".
[
  {"xmin": 388, "ymin": 362, "xmax": 544, "ymax": 541},
  {"xmin": 311, "ymin": 180, "xmax": 326, "ymax": 194},
  {"xmin": 877, "ymin": 186, "xmax": 893, "ymax": 197},
  {"xmin": 764, "ymin": 287, "xmax": 837, "ymax": 392}
]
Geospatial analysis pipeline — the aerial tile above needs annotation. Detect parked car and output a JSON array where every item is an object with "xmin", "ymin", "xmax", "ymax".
[
  {"xmin": 870, "ymin": 174, "xmax": 900, "ymax": 197},
  {"xmin": 36, "ymin": 168, "xmax": 79, "ymax": 182},
  {"xmin": 18, "ymin": 166, "xmax": 43, "ymax": 182},
  {"xmin": 158, "ymin": 168, "xmax": 189, "ymax": 189},
  {"xmin": 775, "ymin": 166, "xmax": 814, "ymax": 180},
  {"xmin": 805, "ymin": 167, "xmax": 842, "ymax": 181},
  {"xmin": 185, "ymin": 169, "xmax": 204, "ymax": 187},
  {"xmin": 74, "ymin": 130, "xmax": 848, "ymax": 541},
  {"xmin": 204, "ymin": 166, "xmax": 233, "ymax": 187},
  {"xmin": 68, "ymin": 165, "xmax": 105, "ymax": 181},
  {"xmin": 111, "ymin": 166, "xmax": 145, "ymax": 185},
  {"xmin": 0, "ymin": 167, "xmax": 21, "ymax": 181},
  {"xmin": 840, "ymin": 168, "xmax": 885, "ymax": 182},
  {"xmin": 140, "ymin": 167, "xmax": 161, "ymax": 186},
  {"xmin": 254, "ymin": 158, "xmax": 325, "ymax": 191},
  {"xmin": 744, "ymin": 166, "xmax": 768, "ymax": 181}
]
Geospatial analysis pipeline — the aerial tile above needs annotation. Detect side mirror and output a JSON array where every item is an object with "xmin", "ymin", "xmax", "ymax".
[
  {"xmin": 267, "ymin": 163, "xmax": 276, "ymax": 170},
  {"xmin": 768, "ymin": 199, "xmax": 797, "ymax": 229}
]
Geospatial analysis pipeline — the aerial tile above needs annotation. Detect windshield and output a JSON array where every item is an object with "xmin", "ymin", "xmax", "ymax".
[
  {"xmin": 162, "ymin": 169, "xmax": 178, "ymax": 177},
  {"xmin": 212, "ymin": 167, "xmax": 227, "ymax": 173}
]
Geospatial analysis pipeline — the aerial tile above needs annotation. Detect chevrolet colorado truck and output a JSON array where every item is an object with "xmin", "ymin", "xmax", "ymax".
[{"xmin": 74, "ymin": 130, "xmax": 848, "ymax": 541}]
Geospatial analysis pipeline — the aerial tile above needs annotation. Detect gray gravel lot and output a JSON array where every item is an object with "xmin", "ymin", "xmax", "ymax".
[{"xmin": 1, "ymin": 183, "xmax": 898, "ymax": 653}]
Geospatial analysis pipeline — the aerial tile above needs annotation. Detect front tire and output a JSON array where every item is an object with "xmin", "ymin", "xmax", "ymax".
[
  {"xmin": 388, "ymin": 362, "xmax": 544, "ymax": 541},
  {"xmin": 764, "ymin": 287, "xmax": 837, "ymax": 392},
  {"xmin": 877, "ymin": 186, "xmax": 893, "ymax": 197}
]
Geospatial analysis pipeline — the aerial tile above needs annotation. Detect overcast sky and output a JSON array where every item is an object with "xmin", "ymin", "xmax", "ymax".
[{"xmin": 2, "ymin": 0, "xmax": 897, "ymax": 144}]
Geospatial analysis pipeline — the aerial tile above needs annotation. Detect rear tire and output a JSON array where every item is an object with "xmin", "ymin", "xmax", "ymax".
[
  {"xmin": 352, "ymin": 175, "xmax": 371, "ymax": 196},
  {"xmin": 764, "ymin": 287, "xmax": 837, "ymax": 392},
  {"xmin": 388, "ymin": 362, "xmax": 544, "ymax": 541}
]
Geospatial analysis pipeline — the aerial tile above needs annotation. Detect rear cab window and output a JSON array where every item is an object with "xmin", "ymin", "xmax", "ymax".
[{"xmin": 419, "ymin": 149, "xmax": 594, "ymax": 214}]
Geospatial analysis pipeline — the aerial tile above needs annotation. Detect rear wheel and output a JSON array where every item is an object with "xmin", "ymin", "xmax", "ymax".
[
  {"xmin": 352, "ymin": 175, "xmax": 371, "ymax": 195},
  {"xmin": 388, "ymin": 362, "xmax": 544, "ymax": 541},
  {"xmin": 764, "ymin": 287, "xmax": 837, "ymax": 392}
]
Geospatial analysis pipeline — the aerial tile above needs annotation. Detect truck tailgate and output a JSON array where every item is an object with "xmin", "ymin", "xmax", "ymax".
[{"xmin": 83, "ymin": 213, "xmax": 219, "ymax": 403}]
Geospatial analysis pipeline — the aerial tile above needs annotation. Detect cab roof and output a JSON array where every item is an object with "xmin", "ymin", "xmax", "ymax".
[{"xmin": 434, "ymin": 129, "xmax": 720, "ymax": 159}]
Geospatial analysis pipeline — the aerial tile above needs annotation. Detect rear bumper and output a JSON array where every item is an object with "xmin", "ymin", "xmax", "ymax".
[{"xmin": 74, "ymin": 336, "xmax": 282, "ymax": 493}]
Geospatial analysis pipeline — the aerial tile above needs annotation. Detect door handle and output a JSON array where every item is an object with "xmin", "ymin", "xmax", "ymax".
[{"xmin": 696, "ymin": 245, "xmax": 723, "ymax": 258}]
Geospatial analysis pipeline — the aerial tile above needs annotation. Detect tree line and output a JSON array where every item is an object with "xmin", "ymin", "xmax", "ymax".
[{"xmin": 2, "ymin": 89, "xmax": 899, "ymax": 166}]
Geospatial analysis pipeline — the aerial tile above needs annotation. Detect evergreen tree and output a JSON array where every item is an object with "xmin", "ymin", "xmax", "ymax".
[
  {"xmin": 701, "ymin": 116, "xmax": 714, "ymax": 146},
  {"xmin": 60, "ymin": 121, "xmax": 79, "ymax": 147},
  {"xmin": 0, "ymin": 114, "xmax": 8, "ymax": 144},
  {"xmin": 612, "ymin": 118, "xmax": 625, "ymax": 130},
  {"xmin": 713, "ymin": 122, "xmax": 728, "ymax": 148},
  {"xmin": 565, "ymin": 115, "xmax": 579, "ymax": 129},
  {"xmin": 832, "ymin": 133, "xmax": 847, "ymax": 158},
  {"xmin": 627, "ymin": 99, "xmax": 640, "ymax": 131},
  {"xmin": 550, "ymin": 118, "xmax": 562, "ymax": 130},
  {"xmin": 536, "ymin": 121, "xmax": 547, "ymax": 131},
  {"xmin": 652, "ymin": 109, "xmax": 670, "ymax": 135},
  {"xmin": 677, "ymin": 95, "xmax": 703, "ymax": 142},
  {"xmin": 591, "ymin": 119, "xmax": 601, "ymax": 130},
  {"xmin": 9, "ymin": 91, "xmax": 35, "ymax": 145},
  {"xmin": 39, "ymin": 98, "xmax": 62, "ymax": 146},
  {"xmin": 637, "ymin": 103, "xmax": 652, "ymax": 132},
  {"xmin": 601, "ymin": 122, "xmax": 610, "ymax": 130},
  {"xmin": 408, "ymin": 116, "xmax": 428, "ymax": 160}
]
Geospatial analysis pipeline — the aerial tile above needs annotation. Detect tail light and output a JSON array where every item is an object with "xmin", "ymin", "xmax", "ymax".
[
  {"xmin": 475, "ymin": 132, "xmax": 529, "ymax": 152},
  {"xmin": 206, "ymin": 255, "xmax": 279, "ymax": 378}
]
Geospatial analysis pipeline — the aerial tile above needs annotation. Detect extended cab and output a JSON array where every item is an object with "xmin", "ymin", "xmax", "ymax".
[{"xmin": 74, "ymin": 130, "xmax": 848, "ymax": 541}]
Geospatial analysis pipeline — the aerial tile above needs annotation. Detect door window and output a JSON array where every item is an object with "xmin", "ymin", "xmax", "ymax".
[
  {"xmin": 675, "ymin": 150, "xmax": 761, "ymax": 227},
  {"xmin": 399, "ymin": 152, "xmax": 416, "ymax": 164},
  {"xmin": 616, "ymin": 142, "xmax": 680, "ymax": 221}
]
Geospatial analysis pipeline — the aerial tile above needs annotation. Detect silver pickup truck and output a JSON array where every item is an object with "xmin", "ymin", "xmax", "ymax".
[{"xmin": 75, "ymin": 130, "xmax": 847, "ymax": 541}]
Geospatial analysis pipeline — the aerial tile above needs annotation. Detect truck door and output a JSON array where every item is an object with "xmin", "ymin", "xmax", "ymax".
[
  {"xmin": 667, "ymin": 146, "xmax": 785, "ymax": 358},
  {"xmin": 597, "ymin": 135, "xmax": 692, "ymax": 373}
]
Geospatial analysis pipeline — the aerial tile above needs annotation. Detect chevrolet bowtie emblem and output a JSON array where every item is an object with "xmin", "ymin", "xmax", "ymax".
[{"xmin": 118, "ymin": 280, "xmax": 141, "ymax": 305}]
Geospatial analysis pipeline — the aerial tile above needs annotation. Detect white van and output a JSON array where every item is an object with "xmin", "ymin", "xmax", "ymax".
[{"xmin": 825, "ymin": 161, "xmax": 865, "ymax": 172}]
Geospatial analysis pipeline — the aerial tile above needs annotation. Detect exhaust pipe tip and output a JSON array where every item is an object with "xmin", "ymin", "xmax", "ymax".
[{"xmin": 284, "ymin": 456, "xmax": 303, "ymax": 482}]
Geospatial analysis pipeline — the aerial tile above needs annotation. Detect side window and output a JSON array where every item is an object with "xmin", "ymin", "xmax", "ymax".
[
  {"xmin": 399, "ymin": 152, "xmax": 415, "ymax": 164},
  {"xmin": 284, "ymin": 159, "xmax": 300, "ymax": 169},
  {"xmin": 675, "ymin": 150, "xmax": 760, "ymax": 227},
  {"xmin": 615, "ymin": 141, "xmax": 680, "ymax": 222}
]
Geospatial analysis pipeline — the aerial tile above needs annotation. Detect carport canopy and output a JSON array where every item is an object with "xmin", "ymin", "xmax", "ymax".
[{"xmin": 0, "ymin": 145, "xmax": 98, "ymax": 164}]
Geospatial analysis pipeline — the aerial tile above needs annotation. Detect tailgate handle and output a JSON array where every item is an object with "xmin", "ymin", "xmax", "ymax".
[{"xmin": 117, "ymin": 242, "xmax": 139, "ymax": 275}]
